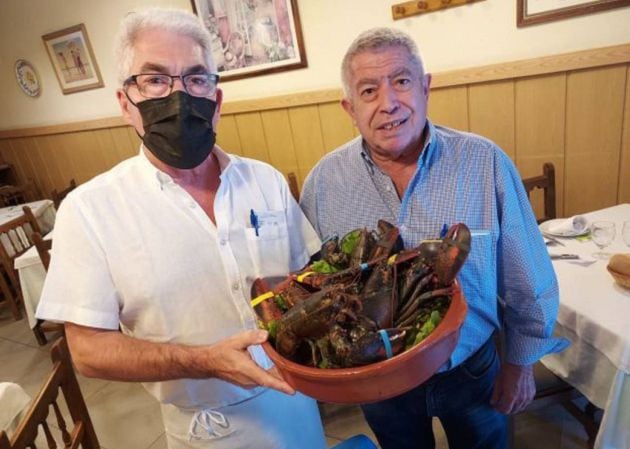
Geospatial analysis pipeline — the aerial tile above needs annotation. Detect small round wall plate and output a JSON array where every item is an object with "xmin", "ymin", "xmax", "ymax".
[{"xmin": 14, "ymin": 59, "xmax": 41, "ymax": 97}]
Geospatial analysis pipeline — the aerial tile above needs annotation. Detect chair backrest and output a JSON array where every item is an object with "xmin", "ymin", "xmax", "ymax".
[
  {"xmin": 0, "ymin": 186, "xmax": 27, "ymax": 208},
  {"xmin": 31, "ymin": 232, "xmax": 52, "ymax": 271},
  {"xmin": 51, "ymin": 179, "xmax": 77, "ymax": 209},
  {"xmin": 287, "ymin": 172, "xmax": 300, "ymax": 202},
  {"xmin": 0, "ymin": 207, "xmax": 42, "ymax": 296},
  {"xmin": 0, "ymin": 338, "xmax": 100, "ymax": 449},
  {"xmin": 522, "ymin": 162, "xmax": 557, "ymax": 224},
  {"xmin": 29, "ymin": 232, "xmax": 62, "ymax": 345}
]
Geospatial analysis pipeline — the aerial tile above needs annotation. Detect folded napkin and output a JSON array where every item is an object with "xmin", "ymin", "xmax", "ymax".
[{"xmin": 548, "ymin": 215, "xmax": 588, "ymax": 235}]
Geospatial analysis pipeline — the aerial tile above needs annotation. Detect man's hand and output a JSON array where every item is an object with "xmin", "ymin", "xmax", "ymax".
[
  {"xmin": 65, "ymin": 324, "xmax": 295, "ymax": 395},
  {"xmin": 203, "ymin": 329, "xmax": 295, "ymax": 396},
  {"xmin": 490, "ymin": 362, "xmax": 535, "ymax": 414}
]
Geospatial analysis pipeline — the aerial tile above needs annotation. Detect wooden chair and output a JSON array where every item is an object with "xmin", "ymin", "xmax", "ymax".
[
  {"xmin": 51, "ymin": 179, "xmax": 77, "ymax": 209},
  {"xmin": 30, "ymin": 232, "xmax": 63, "ymax": 346},
  {"xmin": 31, "ymin": 232, "xmax": 51, "ymax": 271},
  {"xmin": 0, "ymin": 337, "xmax": 101, "ymax": 449},
  {"xmin": 0, "ymin": 206, "xmax": 42, "ymax": 321},
  {"xmin": 507, "ymin": 362, "xmax": 601, "ymax": 449},
  {"xmin": 287, "ymin": 172, "xmax": 300, "ymax": 202},
  {"xmin": 522, "ymin": 162, "xmax": 556, "ymax": 224},
  {"xmin": 0, "ymin": 185, "xmax": 27, "ymax": 207}
]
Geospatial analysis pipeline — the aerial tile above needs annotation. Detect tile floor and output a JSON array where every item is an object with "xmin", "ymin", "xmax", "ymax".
[{"xmin": 1, "ymin": 308, "xmax": 593, "ymax": 449}]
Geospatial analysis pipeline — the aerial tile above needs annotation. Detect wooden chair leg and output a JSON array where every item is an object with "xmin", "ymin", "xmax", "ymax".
[
  {"xmin": 562, "ymin": 399, "xmax": 601, "ymax": 449},
  {"xmin": 33, "ymin": 319, "xmax": 48, "ymax": 345},
  {"xmin": 0, "ymin": 271, "xmax": 21, "ymax": 320}
]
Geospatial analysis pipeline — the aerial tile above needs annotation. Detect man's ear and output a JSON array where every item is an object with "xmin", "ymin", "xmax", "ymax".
[
  {"xmin": 212, "ymin": 88, "xmax": 223, "ymax": 128},
  {"xmin": 341, "ymin": 97, "xmax": 355, "ymax": 121},
  {"xmin": 116, "ymin": 89, "xmax": 135, "ymax": 126},
  {"xmin": 423, "ymin": 73, "xmax": 432, "ymax": 99}
]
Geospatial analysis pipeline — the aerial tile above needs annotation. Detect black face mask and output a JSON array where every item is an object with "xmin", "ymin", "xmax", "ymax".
[{"xmin": 137, "ymin": 90, "xmax": 217, "ymax": 169}]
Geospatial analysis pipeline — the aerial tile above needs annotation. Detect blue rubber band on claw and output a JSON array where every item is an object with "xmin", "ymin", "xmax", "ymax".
[
  {"xmin": 378, "ymin": 329, "xmax": 393, "ymax": 359},
  {"xmin": 360, "ymin": 262, "xmax": 369, "ymax": 271}
]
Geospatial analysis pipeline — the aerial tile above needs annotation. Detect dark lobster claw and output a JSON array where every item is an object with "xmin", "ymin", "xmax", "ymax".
[
  {"xmin": 434, "ymin": 223, "xmax": 471, "ymax": 286},
  {"xmin": 370, "ymin": 220, "xmax": 403, "ymax": 260},
  {"xmin": 344, "ymin": 328, "xmax": 407, "ymax": 367}
]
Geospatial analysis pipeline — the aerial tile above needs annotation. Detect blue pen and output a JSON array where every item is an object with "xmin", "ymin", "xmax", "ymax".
[
  {"xmin": 250, "ymin": 209, "xmax": 259, "ymax": 236},
  {"xmin": 439, "ymin": 223, "xmax": 448, "ymax": 238}
]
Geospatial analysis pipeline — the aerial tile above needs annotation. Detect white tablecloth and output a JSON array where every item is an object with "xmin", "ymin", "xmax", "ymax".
[
  {"xmin": 14, "ymin": 232, "xmax": 52, "ymax": 330},
  {"xmin": 0, "ymin": 199, "xmax": 56, "ymax": 233},
  {"xmin": 541, "ymin": 203, "xmax": 630, "ymax": 449},
  {"xmin": 0, "ymin": 382, "xmax": 31, "ymax": 436}
]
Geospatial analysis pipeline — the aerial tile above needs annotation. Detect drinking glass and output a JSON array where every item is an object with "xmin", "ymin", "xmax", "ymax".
[
  {"xmin": 590, "ymin": 221, "xmax": 616, "ymax": 259},
  {"xmin": 622, "ymin": 221, "xmax": 630, "ymax": 248}
]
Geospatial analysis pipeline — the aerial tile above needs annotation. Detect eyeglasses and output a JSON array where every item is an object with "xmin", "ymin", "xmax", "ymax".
[{"xmin": 123, "ymin": 72, "xmax": 220, "ymax": 101}]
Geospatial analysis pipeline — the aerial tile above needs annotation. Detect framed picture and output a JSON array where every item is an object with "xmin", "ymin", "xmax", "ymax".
[
  {"xmin": 42, "ymin": 23, "xmax": 104, "ymax": 94},
  {"xmin": 191, "ymin": 0, "xmax": 307, "ymax": 81},
  {"xmin": 517, "ymin": 0, "xmax": 630, "ymax": 27}
]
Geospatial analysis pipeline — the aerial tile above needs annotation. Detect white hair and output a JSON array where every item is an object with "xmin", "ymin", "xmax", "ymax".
[
  {"xmin": 341, "ymin": 27, "xmax": 425, "ymax": 98},
  {"xmin": 114, "ymin": 8, "xmax": 216, "ymax": 84}
]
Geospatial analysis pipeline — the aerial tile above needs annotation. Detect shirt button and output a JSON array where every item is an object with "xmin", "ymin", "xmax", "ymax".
[
  {"xmin": 232, "ymin": 282, "xmax": 240, "ymax": 291},
  {"xmin": 189, "ymin": 202, "xmax": 196, "ymax": 208},
  {"xmin": 220, "ymin": 239, "xmax": 227, "ymax": 246}
]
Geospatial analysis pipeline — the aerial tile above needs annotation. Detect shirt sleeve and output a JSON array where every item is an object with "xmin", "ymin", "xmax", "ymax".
[
  {"xmin": 494, "ymin": 152, "xmax": 569, "ymax": 365},
  {"xmin": 277, "ymin": 171, "xmax": 321, "ymax": 271},
  {"xmin": 35, "ymin": 195, "xmax": 121, "ymax": 330},
  {"xmin": 299, "ymin": 166, "xmax": 322, "ymax": 237}
]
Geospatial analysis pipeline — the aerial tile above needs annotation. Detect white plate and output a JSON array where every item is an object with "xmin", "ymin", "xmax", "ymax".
[{"xmin": 539, "ymin": 219, "xmax": 589, "ymax": 238}]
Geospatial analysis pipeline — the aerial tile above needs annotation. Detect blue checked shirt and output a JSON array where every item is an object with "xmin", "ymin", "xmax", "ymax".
[{"xmin": 300, "ymin": 120, "xmax": 568, "ymax": 370}]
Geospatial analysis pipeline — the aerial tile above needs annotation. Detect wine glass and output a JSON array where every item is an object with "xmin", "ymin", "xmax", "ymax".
[
  {"xmin": 590, "ymin": 221, "xmax": 616, "ymax": 259},
  {"xmin": 622, "ymin": 221, "xmax": 630, "ymax": 248}
]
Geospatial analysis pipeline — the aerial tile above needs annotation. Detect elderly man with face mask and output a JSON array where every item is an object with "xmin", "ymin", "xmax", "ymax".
[
  {"xmin": 35, "ymin": 8, "xmax": 326, "ymax": 449},
  {"xmin": 301, "ymin": 28, "xmax": 569, "ymax": 449}
]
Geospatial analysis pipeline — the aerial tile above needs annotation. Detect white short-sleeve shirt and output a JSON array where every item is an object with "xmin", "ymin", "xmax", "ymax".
[{"xmin": 36, "ymin": 147, "xmax": 320, "ymax": 409}]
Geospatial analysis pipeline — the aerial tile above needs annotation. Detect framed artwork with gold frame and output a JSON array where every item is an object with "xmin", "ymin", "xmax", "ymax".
[
  {"xmin": 42, "ymin": 23, "xmax": 104, "ymax": 94},
  {"xmin": 517, "ymin": 0, "xmax": 630, "ymax": 27},
  {"xmin": 191, "ymin": 0, "xmax": 307, "ymax": 81}
]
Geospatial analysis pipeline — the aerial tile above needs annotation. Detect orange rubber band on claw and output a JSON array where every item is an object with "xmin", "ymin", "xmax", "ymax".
[{"xmin": 250, "ymin": 291, "xmax": 274, "ymax": 307}]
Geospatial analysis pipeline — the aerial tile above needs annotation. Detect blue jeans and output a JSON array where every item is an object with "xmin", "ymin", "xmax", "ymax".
[{"xmin": 361, "ymin": 338, "xmax": 506, "ymax": 449}]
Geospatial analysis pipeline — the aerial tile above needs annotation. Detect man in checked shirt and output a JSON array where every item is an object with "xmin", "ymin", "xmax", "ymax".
[{"xmin": 300, "ymin": 27, "xmax": 568, "ymax": 449}]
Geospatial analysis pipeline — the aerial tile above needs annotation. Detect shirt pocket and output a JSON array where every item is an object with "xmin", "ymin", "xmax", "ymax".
[
  {"xmin": 458, "ymin": 229, "xmax": 496, "ymax": 303},
  {"xmin": 245, "ymin": 210, "xmax": 291, "ymax": 277}
]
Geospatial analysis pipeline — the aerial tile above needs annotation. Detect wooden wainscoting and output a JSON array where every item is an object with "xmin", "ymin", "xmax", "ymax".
[{"xmin": 1, "ymin": 43, "xmax": 630, "ymax": 218}]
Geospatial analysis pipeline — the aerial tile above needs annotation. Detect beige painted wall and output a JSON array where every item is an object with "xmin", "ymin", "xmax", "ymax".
[{"xmin": 1, "ymin": 0, "xmax": 630, "ymax": 130}]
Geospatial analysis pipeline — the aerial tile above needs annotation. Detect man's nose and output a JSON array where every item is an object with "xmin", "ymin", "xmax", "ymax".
[
  {"xmin": 172, "ymin": 76, "xmax": 187, "ymax": 93},
  {"xmin": 379, "ymin": 85, "xmax": 399, "ymax": 113}
]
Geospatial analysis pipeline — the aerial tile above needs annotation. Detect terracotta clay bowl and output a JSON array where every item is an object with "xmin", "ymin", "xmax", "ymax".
[{"xmin": 262, "ymin": 282, "xmax": 467, "ymax": 404}]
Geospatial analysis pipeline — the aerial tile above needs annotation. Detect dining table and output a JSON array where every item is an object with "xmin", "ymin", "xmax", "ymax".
[
  {"xmin": 14, "ymin": 231, "xmax": 52, "ymax": 330},
  {"xmin": 541, "ymin": 203, "xmax": 630, "ymax": 449},
  {"xmin": 0, "ymin": 199, "xmax": 56, "ymax": 233}
]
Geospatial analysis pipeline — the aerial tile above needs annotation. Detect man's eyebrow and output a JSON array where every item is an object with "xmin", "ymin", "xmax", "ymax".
[
  {"xmin": 136, "ymin": 63, "xmax": 209, "ymax": 74},
  {"xmin": 138, "ymin": 62, "xmax": 169, "ymax": 74},
  {"xmin": 184, "ymin": 64, "xmax": 208, "ymax": 74},
  {"xmin": 355, "ymin": 67, "xmax": 415, "ymax": 88},
  {"xmin": 389, "ymin": 67, "xmax": 414, "ymax": 78}
]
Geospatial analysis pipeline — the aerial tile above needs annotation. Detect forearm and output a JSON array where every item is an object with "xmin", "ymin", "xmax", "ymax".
[
  {"xmin": 65, "ymin": 322, "xmax": 213, "ymax": 382},
  {"xmin": 64, "ymin": 322, "xmax": 294, "ymax": 394}
]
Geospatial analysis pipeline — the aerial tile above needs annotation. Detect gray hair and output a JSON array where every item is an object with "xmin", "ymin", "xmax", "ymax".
[
  {"xmin": 114, "ymin": 8, "xmax": 216, "ymax": 85},
  {"xmin": 341, "ymin": 27, "xmax": 425, "ymax": 98}
]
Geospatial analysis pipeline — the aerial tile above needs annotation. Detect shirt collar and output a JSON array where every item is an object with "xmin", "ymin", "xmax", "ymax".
[{"xmin": 137, "ymin": 144, "xmax": 233, "ymax": 188}]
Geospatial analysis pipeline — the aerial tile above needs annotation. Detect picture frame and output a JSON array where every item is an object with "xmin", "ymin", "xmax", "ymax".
[
  {"xmin": 191, "ymin": 0, "xmax": 307, "ymax": 81},
  {"xmin": 517, "ymin": 0, "xmax": 630, "ymax": 27},
  {"xmin": 42, "ymin": 23, "xmax": 104, "ymax": 94}
]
